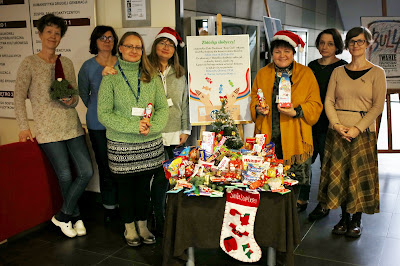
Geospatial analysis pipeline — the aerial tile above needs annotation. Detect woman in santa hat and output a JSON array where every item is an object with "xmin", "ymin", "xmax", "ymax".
[
  {"xmin": 148, "ymin": 27, "xmax": 191, "ymax": 236},
  {"xmin": 250, "ymin": 30, "xmax": 322, "ymax": 206}
]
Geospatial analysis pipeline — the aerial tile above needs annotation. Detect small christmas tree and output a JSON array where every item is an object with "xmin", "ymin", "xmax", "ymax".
[{"xmin": 210, "ymin": 96, "xmax": 244, "ymax": 150}]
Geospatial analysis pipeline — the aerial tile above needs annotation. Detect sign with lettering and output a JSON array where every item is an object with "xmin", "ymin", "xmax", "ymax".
[
  {"xmin": 0, "ymin": 0, "xmax": 94, "ymax": 119},
  {"xmin": 361, "ymin": 17, "xmax": 400, "ymax": 89},
  {"xmin": 187, "ymin": 35, "xmax": 251, "ymax": 125}
]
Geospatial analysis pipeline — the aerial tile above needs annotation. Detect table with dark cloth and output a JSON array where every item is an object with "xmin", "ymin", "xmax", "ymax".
[{"xmin": 162, "ymin": 187, "xmax": 300, "ymax": 266}]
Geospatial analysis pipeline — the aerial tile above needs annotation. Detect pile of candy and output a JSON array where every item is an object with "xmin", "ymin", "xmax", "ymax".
[{"xmin": 163, "ymin": 132, "xmax": 298, "ymax": 197}]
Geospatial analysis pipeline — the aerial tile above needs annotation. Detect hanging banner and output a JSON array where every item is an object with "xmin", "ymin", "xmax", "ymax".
[
  {"xmin": 0, "ymin": 0, "xmax": 95, "ymax": 120},
  {"xmin": 361, "ymin": 17, "xmax": 400, "ymax": 89},
  {"xmin": 187, "ymin": 35, "xmax": 251, "ymax": 125}
]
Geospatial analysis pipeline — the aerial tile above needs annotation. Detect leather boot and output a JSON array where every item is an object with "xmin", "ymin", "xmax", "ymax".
[
  {"xmin": 346, "ymin": 215, "xmax": 362, "ymax": 238},
  {"xmin": 332, "ymin": 214, "xmax": 349, "ymax": 235},
  {"xmin": 137, "ymin": 220, "xmax": 156, "ymax": 244},
  {"xmin": 124, "ymin": 222, "xmax": 141, "ymax": 246}
]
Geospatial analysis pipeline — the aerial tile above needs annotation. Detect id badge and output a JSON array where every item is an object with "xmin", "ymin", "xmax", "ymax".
[
  {"xmin": 167, "ymin": 98, "xmax": 174, "ymax": 107},
  {"xmin": 132, "ymin": 107, "xmax": 145, "ymax": 116}
]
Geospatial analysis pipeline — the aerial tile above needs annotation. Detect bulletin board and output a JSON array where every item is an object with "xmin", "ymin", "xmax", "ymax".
[{"xmin": 0, "ymin": 0, "xmax": 95, "ymax": 120}]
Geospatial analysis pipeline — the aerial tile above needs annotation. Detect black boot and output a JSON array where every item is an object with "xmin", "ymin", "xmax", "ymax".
[
  {"xmin": 346, "ymin": 212, "xmax": 362, "ymax": 238},
  {"xmin": 332, "ymin": 205, "xmax": 350, "ymax": 235},
  {"xmin": 308, "ymin": 203, "xmax": 330, "ymax": 221},
  {"xmin": 332, "ymin": 213, "xmax": 350, "ymax": 235}
]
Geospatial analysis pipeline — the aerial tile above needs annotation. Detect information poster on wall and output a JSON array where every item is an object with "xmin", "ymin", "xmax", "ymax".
[
  {"xmin": 187, "ymin": 35, "xmax": 251, "ymax": 125},
  {"xmin": 0, "ymin": 0, "xmax": 95, "ymax": 119},
  {"xmin": 361, "ymin": 17, "xmax": 400, "ymax": 89}
]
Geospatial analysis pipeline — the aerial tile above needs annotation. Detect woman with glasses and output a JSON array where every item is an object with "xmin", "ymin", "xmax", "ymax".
[
  {"xmin": 297, "ymin": 28, "xmax": 347, "ymax": 217},
  {"xmin": 147, "ymin": 27, "xmax": 190, "ymax": 236},
  {"xmin": 317, "ymin": 26, "xmax": 386, "ymax": 237},
  {"xmin": 250, "ymin": 30, "xmax": 322, "ymax": 205},
  {"xmin": 78, "ymin": 26, "xmax": 119, "ymax": 224},
  {"xmin": 98, "ymin": 32, "xmax": 168, "ymax": 246},
  {"xmin": 14, "ymin": 14, "xmax": 93, "ymax": 238}
]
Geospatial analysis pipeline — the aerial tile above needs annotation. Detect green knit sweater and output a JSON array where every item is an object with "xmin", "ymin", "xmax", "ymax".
[{"xmin": 98, "ymin": 59, "xmax": 168, "ymax": 143}]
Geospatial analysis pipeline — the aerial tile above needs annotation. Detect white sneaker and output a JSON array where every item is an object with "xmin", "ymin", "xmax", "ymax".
[
  {"xmin": 51, "ymin": 216, "xmax": 77, "ymax": 238},
  {"xmin": 73, "ymin": 220, "xmax": 87, "ymax": 236}
]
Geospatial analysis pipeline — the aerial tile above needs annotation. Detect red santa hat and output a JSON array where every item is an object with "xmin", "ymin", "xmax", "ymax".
[
  {"xmin": 271, "ymin": 30, "xmax": 305, "ymax": 52},
  {"xmin": 155, "ymin": 27, "xmax": 185, "ymax": 48}
]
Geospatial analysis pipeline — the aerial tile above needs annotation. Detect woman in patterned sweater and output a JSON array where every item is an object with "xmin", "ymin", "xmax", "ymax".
[
  {"xmin": 98, "ymin": 32, "xmax": 168, "ymax": 246},
  {"xmin": 14, "ymin": 14, "xmax": 93, "ymax": 238}
]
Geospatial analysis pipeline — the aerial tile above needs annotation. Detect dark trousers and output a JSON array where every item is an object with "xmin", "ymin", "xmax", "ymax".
[
  {"xmin": 115, "ymin": 168, "xmax": 160, "ymax": 223},
  {"xmin": 151, "ymin": 166, "xmax": 169, "ymax": 230},
  {"xmin": 88, "ymin": 129, "xmax": 117, "ymax": 207},
  {"xmin": 298, "ymin": 131, "xmax": 327, "ymax": 201},
  {"xmin": 150, "ymin": 146, "xmax": 174, "ymax": 231}
]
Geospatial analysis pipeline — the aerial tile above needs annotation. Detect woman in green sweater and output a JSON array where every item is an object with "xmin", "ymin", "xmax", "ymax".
[{"xmin": 98, "ymin": 32, "xmax": 168, "ymax": 246}]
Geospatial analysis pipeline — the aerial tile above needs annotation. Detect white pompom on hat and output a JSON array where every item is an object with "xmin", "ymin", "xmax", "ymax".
[
  {"xmin": 271, "ymin": 30, "xmax": 305, "ymax": 52},
  {"xmin": 155, "ymin": 27, "xmax": 185, "ymax": 48}
]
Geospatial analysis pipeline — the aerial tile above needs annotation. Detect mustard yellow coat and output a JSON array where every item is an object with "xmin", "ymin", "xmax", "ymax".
[{"xmin": 250, "ymin": 61, "xmax": 322, "ymax": 165}]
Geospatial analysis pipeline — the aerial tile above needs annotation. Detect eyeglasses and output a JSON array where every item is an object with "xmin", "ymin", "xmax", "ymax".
[
  {"xmin": 158, "ymin": 42, "xmax": 175, "ymax": 49},
  {"xmin": 98, "ymin": 35, "xmax": 114, "ymax": 42},
  {"xmin": 121, "ymin": 44, "xmax": 143, "ymax": 52},
  {"xmin": 348, "ymin": 39, "xmax": 366, "ymax": 46}
]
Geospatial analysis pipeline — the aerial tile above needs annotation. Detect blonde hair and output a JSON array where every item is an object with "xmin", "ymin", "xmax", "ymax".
[{"xmin": 118, "ymin": 31, "xmax": 156, "ymax": 83}]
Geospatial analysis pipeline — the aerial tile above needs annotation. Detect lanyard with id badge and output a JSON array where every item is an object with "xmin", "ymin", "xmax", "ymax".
[{"xmin": 118, "ymin": 64, "xmax": 144, "ymax": 116}]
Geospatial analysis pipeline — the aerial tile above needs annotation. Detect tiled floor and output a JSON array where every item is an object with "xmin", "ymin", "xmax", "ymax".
[{"xmin": 1, "ymin": 101, "xmax": 400, "ymax": 266}]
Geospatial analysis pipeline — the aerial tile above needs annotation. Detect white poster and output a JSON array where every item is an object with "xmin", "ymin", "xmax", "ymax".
[
  {"xmin": 0, "ymin": 0, "xmax": 95, "ymax": 120},
  {"xmin": 361, "ymin": 17, "xmax": 400, "ymax": 89},
  {"xmin": 187, "ymin": 35, "xmax": 251, "ymax": 124},
  {"xmin": 125, "ymin": 0, "xmax": 146, "ymax": 21},
  {"xmin": 0, "ymin": 1, "xmax": 32, "ymax": 118}
]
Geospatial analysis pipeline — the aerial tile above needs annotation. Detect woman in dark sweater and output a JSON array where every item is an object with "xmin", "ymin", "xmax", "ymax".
[{"xmin": 297, "ymin": 28, "xmax": 347, "ymax": 219}]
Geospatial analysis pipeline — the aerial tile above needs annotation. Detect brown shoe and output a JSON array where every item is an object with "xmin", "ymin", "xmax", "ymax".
[
  {"xmin": 332, "ymin": 215, "xmax": 349, "ymax": 235},
  {"xmin": 346, "ymin": 220, "xmax": 362, "ymax": 238}
]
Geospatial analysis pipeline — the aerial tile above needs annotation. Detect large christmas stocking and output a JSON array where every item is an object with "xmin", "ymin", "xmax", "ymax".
[{"xmin": 220, "ymin": 189, "xmax": 261, "ymax": 262}]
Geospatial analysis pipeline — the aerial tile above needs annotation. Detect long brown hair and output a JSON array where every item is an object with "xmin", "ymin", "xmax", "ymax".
[
  {"xmin": 118, "ymin": 31, "xmax": 155, "ymax": 83},
  {"xmin": 148, "ymin": 37, "xmax": 185, "ymax": 78}
]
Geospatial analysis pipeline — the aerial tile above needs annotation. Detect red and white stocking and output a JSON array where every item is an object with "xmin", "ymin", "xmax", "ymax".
[{"xmin": 220, "ymin": 189, "xmax": 261, "ymax": 262}]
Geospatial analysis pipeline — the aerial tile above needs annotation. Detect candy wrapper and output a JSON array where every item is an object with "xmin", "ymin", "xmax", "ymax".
[
  {"xmin": 179, "ymin": 146, "xmax": 191, "ymax": 157},
  {"xmin": 242, "ymin": 155, "xmax": 264, "ymax": 170},
  {"xmin": 201, "ymin": 131, "xmax": 215, "ymax": 154},
  {"xmin": 245, "ymin": 137, "xmax": 255, "ymax": 150},
  {"xmin": 173, "ymin": 146, "xmax": 185, "ymax": 157},
  {"xmin": 253, "ymin": 134, "xmax": 267, "ymax": 153},
  {"xmin": 278, "ymin": 73, "xmax": 291, "ymax": 108},
  {"xmin": 142, "ymin": 103, "xmax": 153, "ymax": 122},
  {"xmin": 162, "ymin": 159, "xmax": 174, "ymax": 179},
  {"xmin": 189, "ymin": 147, "xmax": 199, "ymax": 162},
  {"xmin": 199, "ymin": 149, "xmax": 211, "ymax": 161},
  {"xmin": 257, "ymin": 88, "xmax": 267, "ymax": 108}
]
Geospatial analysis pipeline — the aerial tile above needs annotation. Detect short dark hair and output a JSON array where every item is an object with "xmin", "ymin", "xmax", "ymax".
[
  {"xmin": 89, "ymin": 26, "xmax": 118, "ymax": 55},
  {"xmin": 37, "ymin": 14, "xmax": 67, "ymax": 37},
  {"xmin": 270, "ymin": 39, "xmax": 296, "ymax": 54},
  {"xmin": 345, "ymin": 26, "xmax": 373, "ymax": 49},
  {"xmin": 315, "ymin": 28, "xmax": 344, "ymax": 55}
]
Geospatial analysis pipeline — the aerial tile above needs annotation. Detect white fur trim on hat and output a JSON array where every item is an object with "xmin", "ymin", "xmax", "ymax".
[
  {"xmin": 157, "ymin": 32, "xmax": 178, "ymax": 46},
  {"xmin": 272, "ymin": 30, "xmax": 305, "ymax": 52}
]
